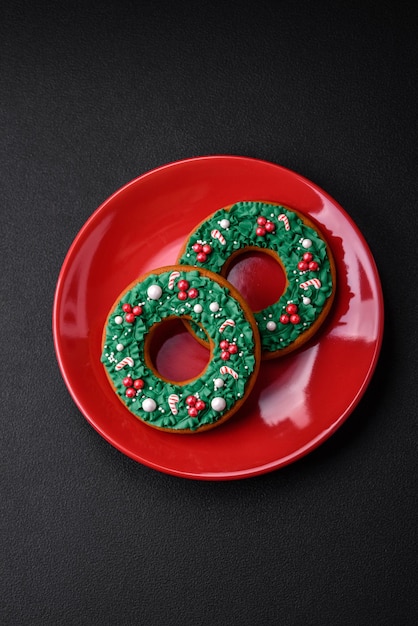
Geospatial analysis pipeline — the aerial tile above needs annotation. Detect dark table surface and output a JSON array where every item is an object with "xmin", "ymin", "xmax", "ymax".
[{"xmin": 1, "ymin": 1, "xmax": 417, "ymax": 624}]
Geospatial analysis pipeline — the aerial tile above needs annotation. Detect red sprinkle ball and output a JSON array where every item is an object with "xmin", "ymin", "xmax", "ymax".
[
  {"xmin": 192, "ymin": 242, "xmax": 212, "ymax": 263},
  {"xmin": 297, "ymin": 252, "xmax": 319, "ymax": 272},
  {"xmin": 122, "ymin": 302, "xmax": 143, "ymax": 323},
  {"xmin": 123, "ymin": 377, "xmax": 145, "ymax": 397},
  {"xmin": 256, "ymin": 215, "xmax": 275, "ymax": 236},
  {"xmin": 176, "ymin": 279, "xmax": 199, "ymax": 301},
  {"xmin": 219, "ymin": 338, "xmax": 238, "ymax": 360},
  {"xmin": 280, "ymin": 303, "xmax": 301, "ymax": 325},
  {"xmin": 185, "ymin": 394, "xmax": 206, "ymax": 417}
]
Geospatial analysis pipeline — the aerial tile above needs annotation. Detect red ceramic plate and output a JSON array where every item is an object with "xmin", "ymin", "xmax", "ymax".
[{"xmin": 53, "ymin": 156, "xmax": 384, "ymax": 480}]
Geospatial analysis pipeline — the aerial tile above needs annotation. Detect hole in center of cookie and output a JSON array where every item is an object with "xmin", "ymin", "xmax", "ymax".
[
  {"xmin": 224, "ymin": 250, "xmax": 287, "ymax": 312},
  {"xmin": 147, "ymin": 318, "xmax": 210, "ymax": 383}
]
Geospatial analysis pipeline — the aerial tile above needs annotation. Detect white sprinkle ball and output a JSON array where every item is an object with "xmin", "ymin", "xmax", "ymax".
[
  {"xmin": 142, "ymin": 398, "xmax": 157, "ymax": 412},
  {"xmin": 266, "ymin": 321, "xmax": 277, "ymax": 331},
  {"xmin": 193, "ymin": 304, "xmax": 203, "ymax": 313},
  {"xmin": 219, "ymin": 218, "xmax": 230, "ymax": 229},
  {"xmin": 147, "ymin": 284, "xmax": 162, "ymax": 300},
  {"xmin": 303, "ymin": 296, "xmax": 311, "ymax": 305},
  {"xmin": 209, "ymin": 302, "xmax": 220, "ymax": 312},
  {"xmin": 211, "ymin": 397, "xmax": 226, "ymax": 412},
  {"xmin": 116, "ymin": 343, "xmax": 124, "ymax": 351},
  {"xmin": 114, "ymin": 316, "xmax": 123, "ymax": 325},
  {"xmin": 302, "ymin": 238, "xmax": 313, "ymax": 249},
  {"xmin": 214, "ymin": 378, "xmax": 224, "ymax": 389}
]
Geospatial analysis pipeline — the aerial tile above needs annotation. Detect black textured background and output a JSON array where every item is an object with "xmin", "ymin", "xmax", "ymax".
[{"xmin": 1, "ymin": 1, "xmax": 417, "ymax": 624}]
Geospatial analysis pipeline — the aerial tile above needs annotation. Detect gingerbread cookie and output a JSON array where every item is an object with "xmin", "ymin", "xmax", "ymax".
[
  {"xmin": 177, "ymin": 201, "xmax": 336, "ymax": 358},
  {"xmin": 101, "ymin": 266, "xmax": 261, "ymax": 433}
]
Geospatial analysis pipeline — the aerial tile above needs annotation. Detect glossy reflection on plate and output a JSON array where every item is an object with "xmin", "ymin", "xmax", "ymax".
[{"xmin": 53, "ymin": 156, "xmax": 383, "ymax": 480}]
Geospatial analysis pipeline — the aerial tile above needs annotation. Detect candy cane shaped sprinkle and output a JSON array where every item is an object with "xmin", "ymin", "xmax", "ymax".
[
  {"xmin": 211, "ymin": 229, "xmax": 226, "ymax": 245},
  {"xmin": 168, "ymin": 394, "xmax": 180, "ymax": 415},
  {"xmin": 219, "ymin": 319, "xmax": 236, "ymax": 333},
  {"xmin": 220, "ymin": 366, "xmax": 239, "ymax": 380},
  {"xmin": 299, "ymin": 278, "xmax": 322, "ymax": 290},
  {"xmin": 168, "ymin": 271, "xmax": 180, "ymax": 289},
  {"xmin": 278, "ymin": 214, "xmax": 290, "ymax": 230},
  {"xmin": 115, "ymin": 356, "xmax": 134, "ymax": 371}
]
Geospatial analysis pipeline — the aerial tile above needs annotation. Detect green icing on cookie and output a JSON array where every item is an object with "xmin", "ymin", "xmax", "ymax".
[
  {"xmin": 178, "ymin": 202, "xmax": 334, "ymax": 353},
  {"xmin": 101, "ymin": 268, "xmax": 257, "ymax": 432}
]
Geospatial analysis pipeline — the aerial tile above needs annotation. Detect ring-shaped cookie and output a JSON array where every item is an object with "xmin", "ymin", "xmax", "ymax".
[
  {"xmin": 177, "ymin": 201, "xmax": 336, "ymax": 358},
  {"xmin": 101, "ymin": 266, "xmax": 261, "ymax": 433}
]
